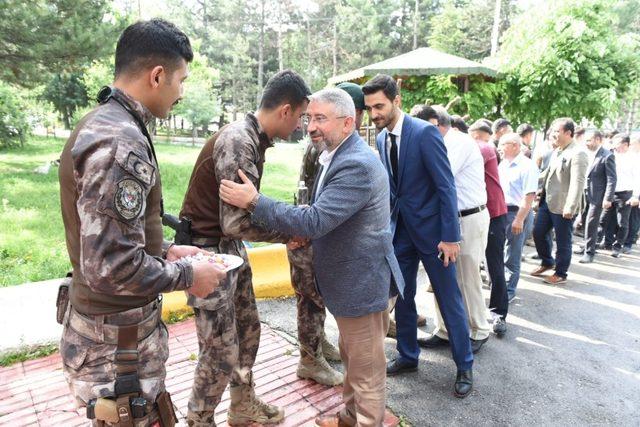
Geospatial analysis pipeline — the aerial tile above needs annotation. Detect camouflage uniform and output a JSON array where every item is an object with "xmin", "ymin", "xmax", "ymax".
[
  {"xmin": 179, "ymin": 114, "xmax": 288, "ymax": 425},
  {"xmin": 58, "ymin": 88, "xmax": 193, "ymax": 421},
  {"xmin": 286, "ymin": 143, "xmax": 327, "ymax": 356}
]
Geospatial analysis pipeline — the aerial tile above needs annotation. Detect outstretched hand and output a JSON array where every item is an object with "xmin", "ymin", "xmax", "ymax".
[{"xmin": 220, "ymin": 169, "xmax": 258, "ymax": 209}]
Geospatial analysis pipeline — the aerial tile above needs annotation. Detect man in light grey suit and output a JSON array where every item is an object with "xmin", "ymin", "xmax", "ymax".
[
  {"xmin": 220, "ymin": 88, "xmax": 404, "ymax": 427},
  {"xmin": 531, "ymin": 118, "xmax": 589, "ymax": 284}
]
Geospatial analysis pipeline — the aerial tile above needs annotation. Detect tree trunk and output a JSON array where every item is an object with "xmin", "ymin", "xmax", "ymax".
[
  {"xmin": 412, "ymin": 0, "xmax": 419, "ymax": 50},
  {"xmin": 332, "ymin": 20, "xmax": 338, "ymax": 76},
  {"xmin": 192, "ymin": 126, "xmax": 197, "ymax": 146},
  {"xmin": 490, "ymin": 0, "xmax": 501, "ymax": 57},
  {"xmin": 258, "ymin": 0, "xmax": 265, "ymax": 95}
]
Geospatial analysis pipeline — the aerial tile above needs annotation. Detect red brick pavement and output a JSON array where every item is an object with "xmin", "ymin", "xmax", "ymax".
[{"xmin": 0, "ymin": 320, "xmax": 344, "ymax": 426}]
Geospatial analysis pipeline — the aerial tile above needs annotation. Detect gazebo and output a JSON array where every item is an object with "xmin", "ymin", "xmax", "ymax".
[{"xmin": 328, "ymin": 47, "xmax": 497, "ymax": 92}]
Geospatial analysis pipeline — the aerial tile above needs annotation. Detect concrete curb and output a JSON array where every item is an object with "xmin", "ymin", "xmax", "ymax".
[
  {"xmin": 0, "ymin": 244, "xmax": 296, "ymax": 351},
  {"xmin": 161, "ymin": 244, "xmax": 295, "ymax": 319}
]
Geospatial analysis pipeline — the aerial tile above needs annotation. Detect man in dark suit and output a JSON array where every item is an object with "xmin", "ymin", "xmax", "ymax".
[
  {"xmin": 363, "ymin": 74, "xmax": 474, "ymax": 398},
  {"xmin": 575, "ymin": 130, "xmax": 616, "ymax": 263},
  {"xmin": 220, "ymin": 88, "xmax": 404, "ymax": 426}
]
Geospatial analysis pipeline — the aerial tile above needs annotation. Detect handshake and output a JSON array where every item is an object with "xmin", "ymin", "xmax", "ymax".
[{"xmin": 287, "ymin": 236, "xmax": 310, "ymax": 250}]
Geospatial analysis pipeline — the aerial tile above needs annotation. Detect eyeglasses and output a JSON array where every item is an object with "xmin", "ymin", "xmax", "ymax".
[{"xmin": 302, "ymin": 115, "xmax": 347, "ymax": 126}]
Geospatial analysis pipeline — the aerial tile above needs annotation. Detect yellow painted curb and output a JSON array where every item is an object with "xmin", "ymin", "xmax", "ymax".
[{"xmin": 161, "ymin": 244, "xmax": 294, "ymax": 321}]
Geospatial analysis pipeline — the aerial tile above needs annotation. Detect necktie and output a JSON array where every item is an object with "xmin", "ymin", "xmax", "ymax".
[{"xmin": 389, "ymin": 133, "xmax": 398, "ymax": 184}]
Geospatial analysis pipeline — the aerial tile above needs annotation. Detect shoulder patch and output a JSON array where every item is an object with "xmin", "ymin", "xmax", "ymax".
[
  {"xmin": 114, "ymin": 178, "xmax": 144, "ymax": 220},
  {"xmin": 126, "ymin": 152, "xmax": 155, "ymax": 185}
]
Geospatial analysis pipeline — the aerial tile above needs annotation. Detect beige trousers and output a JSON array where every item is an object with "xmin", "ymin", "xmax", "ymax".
[
  {"xmin": 335, "ymin": 301, "xmax": 392, "ymax": 427},
  {"xmin": 434, "ymin": 209, "xmax": 491, "ymax": 341}
]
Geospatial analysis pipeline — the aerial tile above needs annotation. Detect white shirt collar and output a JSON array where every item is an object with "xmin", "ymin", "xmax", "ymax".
[{"xmin": 318, "ymin": 134, "xmax": 349, "ymax": 167}]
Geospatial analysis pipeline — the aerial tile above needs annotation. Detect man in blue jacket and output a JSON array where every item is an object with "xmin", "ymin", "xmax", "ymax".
[
  {"xmin": 363, "ymin": 74, "xmax": 474, "ymax": 398},
  {"xmin": 220, "ymin": 88, "xmax": 404, "ymax": 426}
]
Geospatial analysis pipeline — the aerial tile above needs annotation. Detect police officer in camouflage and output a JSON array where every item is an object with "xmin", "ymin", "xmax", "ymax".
[
  {"xmin": 58, "ymin": 20, "xmax": 226, "ymax": 426},
  {"xmin": 179, "ymin": 70, "xmax": 311, "ymax": 426},
  {"xmin": 288, "ymin": 82, "xmax": 366, "ymax": 387}
]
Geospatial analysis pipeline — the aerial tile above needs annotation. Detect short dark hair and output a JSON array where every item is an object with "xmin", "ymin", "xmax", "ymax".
[
  {"xmin": 259, "ymin": 70, "xmax": 311, "ymax": 111},
  {"xmin": 517, "ymin": 123, "xmax": 534, "ymax": 137},
  {"xmin": 451, "ymin": 115, "xmax": 468, "ymax": 133},
  {"xmin": 553, "ymin": 117, "xmax": 576, "ymax": 137},
  {"xmin": 575, "ymin": 126, "xmax": 585, "ymax": 137},
  {"xmin": 362, "ymin": 74, "xmax": 398, "ymax": 101},
  {"xmin": 115, "ymin": 19, "xmax": 193, "ymax": 77},
  {"xmin": 605, "ymin": 130, "xmax": 619, "ymax": 139},
  {"xmin": 414, "ymin": 105, "xmax": 438, "ymax": 122},
  {"xmin": 492, "ymin": 118, "xmax": 511, "ymax": 134},
  {"xmin": 590, "ymin": 130, "xmax": 603, "ymax": 141},
  {"xmin": 616, "ymin": 133, "xmax": 631, "ymax": 144}
]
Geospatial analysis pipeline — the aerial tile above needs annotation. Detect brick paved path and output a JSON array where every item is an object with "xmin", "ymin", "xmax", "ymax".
[{"xmin": 0, "ymin": 320, "xmax": 344, "ymax": 426}]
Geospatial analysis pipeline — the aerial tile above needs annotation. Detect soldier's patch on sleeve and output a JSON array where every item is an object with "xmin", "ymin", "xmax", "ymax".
[
  {"xmin": 114, "ymin": 178, "xmax": 144, "ymax": 220},
  {"xmin": 126, "ymin": 152, "xmax": 155, "ymax": 186}
]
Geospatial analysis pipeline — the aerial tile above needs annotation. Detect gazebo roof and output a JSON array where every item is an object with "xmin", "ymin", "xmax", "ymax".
[{"xmin": 328, "ymin": 47, "xmax": 497, "ymax": 85}]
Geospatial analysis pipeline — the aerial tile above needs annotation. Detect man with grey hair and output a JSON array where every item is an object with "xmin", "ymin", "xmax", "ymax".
[
  {"xmin": 420, "ymin": 106, "xmax": 493, "ymax": 353},
  {"xmin": 497, "ymin": 132, "xmax": 539, "ymax": 299},
  {"xmin": 220, "ymin": 88, "xmax": 404, "ymax": 426}
]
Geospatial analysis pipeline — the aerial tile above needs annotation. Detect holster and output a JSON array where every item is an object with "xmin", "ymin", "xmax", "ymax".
[
  {"xmin": 162, "ymin": 213, "xmax": 192, "ymax": 245},
  {"xmin": 55, "ymin": 273, "xmax": 72, "ymax": 325}
]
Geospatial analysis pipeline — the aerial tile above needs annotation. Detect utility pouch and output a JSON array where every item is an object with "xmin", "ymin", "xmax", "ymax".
[
  {"xmin": 156, "ymin": 391, "xmax": 177, "ymax": 427},
  {"xmin": 55, "ymin": 273, "xmax": 72, "ymax": 324}
]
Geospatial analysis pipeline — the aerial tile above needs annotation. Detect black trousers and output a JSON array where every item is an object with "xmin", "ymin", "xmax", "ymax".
[
  {"xmin": 485, "ymin": 214, "xmax": 508, "ymax": 318},
  {"xmin": 599, "ymin": 191, "xmax": 633, "ymax": 249},
  {"xmin": 584, "ymin": 200, "xmax": 603, "ymax": 256},
  {"xmin": 625, "ymin": 206, "xmax": 640, "ymax": 248}
]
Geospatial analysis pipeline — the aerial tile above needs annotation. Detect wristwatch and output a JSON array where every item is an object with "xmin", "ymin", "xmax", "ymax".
[{"xmin": 247, "ymin": 193, "xmax": 260, "ymax": 213}]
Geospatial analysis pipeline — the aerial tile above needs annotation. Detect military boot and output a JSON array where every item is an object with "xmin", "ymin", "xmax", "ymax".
[
  {"xmin": 227, "ymin": 378, "xmax": 284, "ymax": 425},
  {"xmin": 321, "ymin": 333, "xmax": 342, "ymax": 362},
  {"xmin": 297, "ymin": 346, "xmax": 343, "ymax": 386},
  {"xmin": 186, "ymin": 408, "xmax": 216, "ymax": 426}
]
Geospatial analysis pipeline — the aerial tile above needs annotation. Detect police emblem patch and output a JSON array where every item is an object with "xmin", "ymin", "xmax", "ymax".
[{"xmin": 115, "ymin": 179, "xmax": 143, "ymax": 220}]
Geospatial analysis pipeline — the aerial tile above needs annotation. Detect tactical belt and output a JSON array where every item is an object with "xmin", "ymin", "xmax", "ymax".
[
  {"xmin": 68, "ymin": 298, "xmax": 161, "ymax": 345},
  {"xmin": 191, "ymin": 236, "xmax": 222, "ymax": 247}
]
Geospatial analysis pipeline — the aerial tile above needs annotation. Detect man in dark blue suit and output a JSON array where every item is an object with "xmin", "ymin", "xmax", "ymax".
[{"xmin": 363, "ymin": 74, "xmax": 474, "ymax": 398}]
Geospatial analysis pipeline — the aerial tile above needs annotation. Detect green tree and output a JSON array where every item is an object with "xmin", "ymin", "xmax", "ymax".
[
  {"xmin": 428, "ymin": 0, "xmax": 517, "ymax": 61},
  {"xmin": 0, "ymin": 0, "xmax": 123, "ymax": 87},
  {"xmin": 172, "ymin": 53, "xmax": 221, "ymax": 143},
  {"xmin": 41, "ymin": 73, "xmax": 90, "ymax": 130},
  {"xmin": 497, "ymin": 0, "xmax": 640, "ymax": 130},
  {"xmin": 0, "ymin": 82, "xmax": 30, "ymax": 147}
]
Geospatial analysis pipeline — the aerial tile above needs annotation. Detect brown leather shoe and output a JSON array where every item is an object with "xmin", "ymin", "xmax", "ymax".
[
  {"xmin": 543, "ymin": 274, "xmax": 567, "ymax": 285},
  {"xmin": 530, "ymin": 265, "xmax": 554, "ymax": 277},
  {"xmin": 315, "ymin": 413, "xmax": 349, "ymax": 426}
]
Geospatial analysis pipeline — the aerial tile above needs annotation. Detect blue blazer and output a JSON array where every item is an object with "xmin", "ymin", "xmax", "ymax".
[
  {"xmin": 252, "ymin": 131, "xmax": 405, "ymax": 318},
  {"xmin": 376, "ymin": 114, "xmax": 461, "ymax": 253}
]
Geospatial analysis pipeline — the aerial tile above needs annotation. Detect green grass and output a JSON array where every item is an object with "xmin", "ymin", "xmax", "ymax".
[
  {"xmin": 0, "ymin": 136, "xmax": 302, "ymax": 287},
  {"xmin": 0, "ymin": 343, "xmax": 59, "ymax": 367}
]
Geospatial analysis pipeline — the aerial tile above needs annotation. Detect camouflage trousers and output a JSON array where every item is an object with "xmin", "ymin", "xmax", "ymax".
[
  {"xmin": 287, "ymin": 245, "xmax": 326, "ymax": 354},
  {"xmin": 187, "ymin": 239, "xmax": 261, "ymax": 415},
  {"xmin": 60, "ymin": 299, "xmax": 168, "ymax": 410}
]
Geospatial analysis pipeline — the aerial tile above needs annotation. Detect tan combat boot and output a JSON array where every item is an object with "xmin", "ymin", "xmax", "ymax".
[
  {"xmin": 321, "ymin": 334, "xmax": 342, "ymax": 362},
  {"xmin": 297, "ymin": 346, "xmax": 343, "ymax": 386},
  {"xmin": 227, "ymin": 378, "xmax": 284, "ymax": 425},
  {"xmin": 186, "ymin": 408, "xmax": 216, "ymax": 426}
]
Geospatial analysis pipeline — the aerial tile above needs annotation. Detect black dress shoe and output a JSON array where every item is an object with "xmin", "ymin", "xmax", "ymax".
[
  {"xmin": 470, "ymin": 337, "xmax": 488, "ymax": 354},
  {"xmin": 454, "ymin": 369, "xmax": 473, "ymax": 398},
  {"xmin": 386, "ymin": 358, "xmax": 418, "ymax": 376},
  {"xmin": 417, "ymin": 334, "xmax": 449, "ymax": 349}
]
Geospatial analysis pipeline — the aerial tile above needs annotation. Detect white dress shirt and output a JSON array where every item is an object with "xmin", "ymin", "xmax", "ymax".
[
  {"xmin": 498, "ymin": 152, "xmax": 540, "ymax": 207},
  {"xmin": 443, "ymin": 128, "xmax": 487, "ymax": 210},
  {"xmin": 614, "ymin": 151, "xmax": 639, "ymax": 196},
  {"xmin": 385, "ymin": 112, "xmax": 405, "ymax": 177},
  {"xmin": 316, "ymin": 136, "xmax": 348, "ymax": 193}
]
